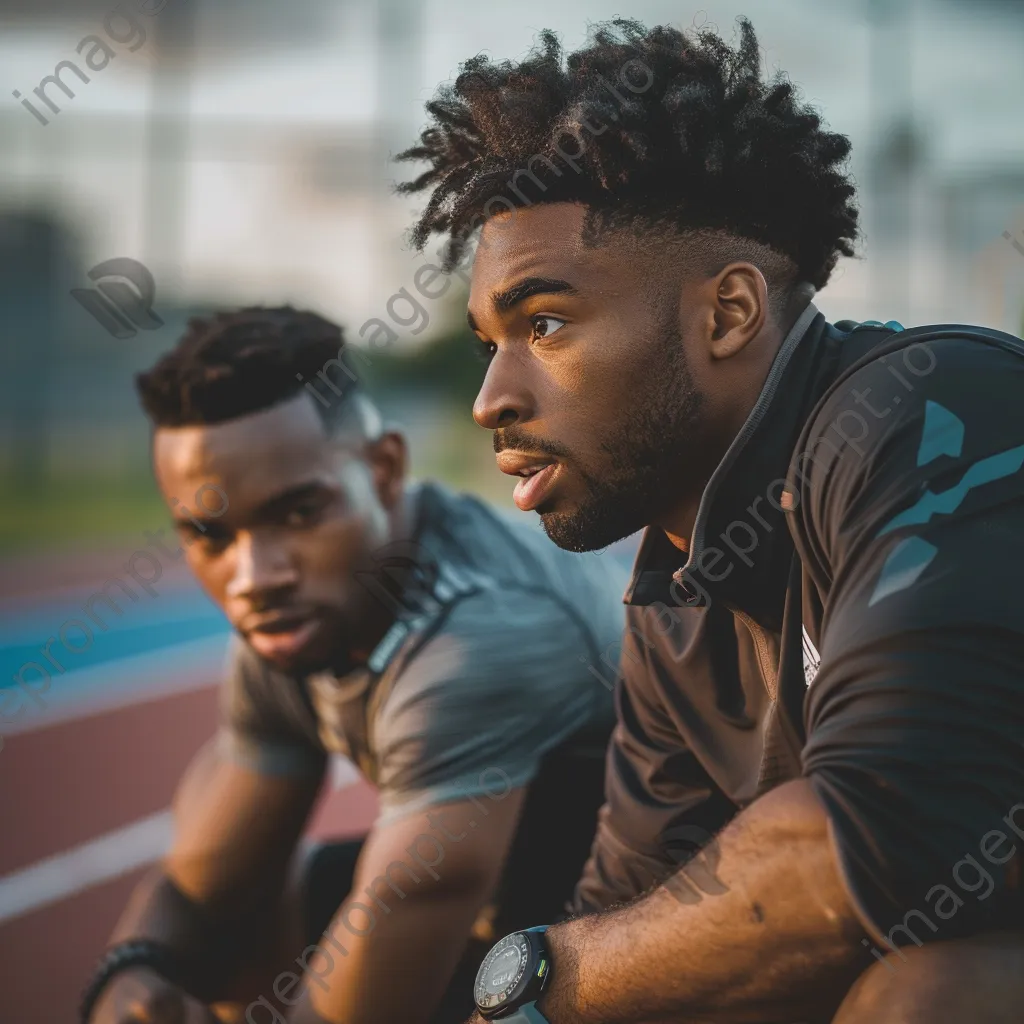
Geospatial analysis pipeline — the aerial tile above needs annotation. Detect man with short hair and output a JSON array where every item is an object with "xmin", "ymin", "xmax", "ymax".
[
  {"xmin": 398, "ymin": 15, "xmax": 1024, "ymax": 1024},
  {"xmin": 84, "ymin": 307, "xmax": 626, "ymax": 1024}
]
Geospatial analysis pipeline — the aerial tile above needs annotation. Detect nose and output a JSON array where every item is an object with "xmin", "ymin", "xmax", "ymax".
[
  {"xmin": 473, "ymin": 351, "xmax": 534, "ymax": 431},
  {"xmin": 226, "ymin": 530, "xmax": 298, "ymax": 605}
]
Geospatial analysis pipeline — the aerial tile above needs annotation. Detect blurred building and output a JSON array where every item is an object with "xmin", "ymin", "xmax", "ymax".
[{"xmin": 0, "ymin": 0, "xmax": 1022, "ymax": 479}]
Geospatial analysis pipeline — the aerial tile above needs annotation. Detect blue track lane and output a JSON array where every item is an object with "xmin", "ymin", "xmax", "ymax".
[{"xmin": 1, "ymin": 581, "xmax": 230, "ymax": 709}]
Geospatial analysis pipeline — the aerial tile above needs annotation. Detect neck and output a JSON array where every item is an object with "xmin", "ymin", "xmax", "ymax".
[{"xmin": 342, "ymin": 482, "xmax": 421, "ymax": 669}]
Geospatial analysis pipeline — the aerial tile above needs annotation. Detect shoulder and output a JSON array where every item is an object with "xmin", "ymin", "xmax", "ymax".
[
  {"xmin": 221, "ymin": 634, "xmax": 312, "ymax": 723},
  {"xmin": 370, "ymin": 585, "xmax": 614, "ymax": 812},
  {"xmin": 395, "ymin": 584, "xmax": 603, "ymax": 698},
  {"xmin": 792, "ymin": 329, "xmax": 1024, "ymax": 507},
  {"xmin": 373, "ymin": 584, "xmax": 610, "ymax": 746},
  {"xmin": 788, "ymin": 328, "xmax": 1024, "ymax": 591},
  {"xmin": 223, "ymin": 635, "xmax": 277, "ymax": 697},
  {"xmin": 222, "ymin": 633, "xmax": 305, "ymax": 694},
  {"xmin": 218, "ymin": 636, "xmax": 325, "ymax": 767}
]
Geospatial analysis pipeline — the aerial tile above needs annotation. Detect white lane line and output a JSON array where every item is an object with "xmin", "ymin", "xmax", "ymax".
[
  {"xmin": 0, "ymin": 758, "xmax": 362, "ymax": 925},
  {"xmin": 0, "ymin": 809, "xmax": 174, "ymax": 925}
]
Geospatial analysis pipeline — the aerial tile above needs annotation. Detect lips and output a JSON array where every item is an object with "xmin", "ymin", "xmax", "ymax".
[
  {"xmin": 495, "ymin": 451, "xmax": 563, "ymax": 512},
  {"xmin": 244, "ymin": 610, "xmax": 322, "ymax": 663}
]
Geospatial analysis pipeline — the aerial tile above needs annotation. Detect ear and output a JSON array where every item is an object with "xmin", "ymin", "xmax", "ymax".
[
  {"xmin": 366, "ymin": 431, "xmax": 407, "ymax": 511},
  {"xmin": 708, "ymin": 263, "xmax": 768, "ymax": 360}
]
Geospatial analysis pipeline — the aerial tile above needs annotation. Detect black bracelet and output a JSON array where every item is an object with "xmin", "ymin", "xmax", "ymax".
[{"xmin": 79, "ymin": 939, "xmax": 189, "ymax": 1023}]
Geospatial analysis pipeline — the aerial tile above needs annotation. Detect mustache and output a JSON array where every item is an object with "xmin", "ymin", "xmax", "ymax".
[{"xmin": 493, "ymin": 426, "xmax": 572, "ymax": 459}]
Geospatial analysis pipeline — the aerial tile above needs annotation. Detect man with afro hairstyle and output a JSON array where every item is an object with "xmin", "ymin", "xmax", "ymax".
[{"xmin": 398, "ymin": 15, "xmax": 1024, "ymax": 1024}]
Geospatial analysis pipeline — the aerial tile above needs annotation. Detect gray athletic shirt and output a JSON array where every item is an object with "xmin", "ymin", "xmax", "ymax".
[{"xmin": 219, "ymin": 481, "xmax": 627, "ymax": 824}]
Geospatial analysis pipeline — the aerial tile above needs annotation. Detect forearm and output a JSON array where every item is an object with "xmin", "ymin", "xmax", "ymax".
[
  {"xmin": 293, "ymin": 886, "xmax": 485, "ymax": 1024},
  {"xmin": 108, "ymin": 864, "xmax": 279, "ymax": 999},
  {"xmin": 537, "ymin": 779, "xmax": 867, "ymax": 1024},
  {"xmin": 291, "ymin": 794, "xmax": 527, "ymax": 1024}
]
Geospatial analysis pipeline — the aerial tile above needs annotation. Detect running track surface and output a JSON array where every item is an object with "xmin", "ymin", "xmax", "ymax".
[{"xmin": 0, "ymin": 553, "xmax": 378, "ymax": 1023}]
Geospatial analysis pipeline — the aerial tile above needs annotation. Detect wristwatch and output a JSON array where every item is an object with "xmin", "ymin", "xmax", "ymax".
[{"xmin": 473, "ymin": 925, "xmax": 551, "ymax": 1021}]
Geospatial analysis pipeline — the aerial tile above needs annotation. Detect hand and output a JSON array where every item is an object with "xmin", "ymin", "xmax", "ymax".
[{"xmin": 89, "ymin": 966, "xmax": 219, "ymax": 1023}]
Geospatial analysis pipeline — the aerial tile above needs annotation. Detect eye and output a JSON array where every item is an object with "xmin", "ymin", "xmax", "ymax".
[
  {"xmin": 178, "ymin": 522, "xmax": 232, "ymax": 555},
  {"xmin": 284, "ymin": 500, "xmax": 325, "ymax": 529},
  {"xmin": 196, "ymin": 532, "xmax": 232, "ymax": 555},
  {"xmin": 476, "ymin": 339, "xmax": 497, "ymax": 364},
  {"xmin": 529, "ymin": 316, "xmax": 566, "ymax": 343}
]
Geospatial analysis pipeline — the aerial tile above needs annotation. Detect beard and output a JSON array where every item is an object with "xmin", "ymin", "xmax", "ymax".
[{"xmin": 531, "ymin": 327, "xmax": 704, "ymax": 552}]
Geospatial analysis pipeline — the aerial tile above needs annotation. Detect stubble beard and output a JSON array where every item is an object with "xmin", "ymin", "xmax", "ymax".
[{"xmin": 540, "ymin": 333, "xmax": 705, "ymax": 552}]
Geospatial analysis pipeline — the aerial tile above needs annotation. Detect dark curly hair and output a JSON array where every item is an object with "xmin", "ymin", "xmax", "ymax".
[
  {"xmin": 397, "ymin": 17, "xmax": 858, "ymax": 292},
  {"xmin": 136, "ymin": 306, "xmax": 370, "ymax": 433}
]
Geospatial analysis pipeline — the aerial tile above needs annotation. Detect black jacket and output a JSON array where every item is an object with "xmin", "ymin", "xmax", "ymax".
[{"xmin": 574, "ymin": 303, "xmax": 1024, "ymax": 949}]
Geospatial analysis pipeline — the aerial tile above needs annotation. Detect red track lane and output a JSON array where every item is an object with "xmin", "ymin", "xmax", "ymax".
[{"xmin": 0, "ymin": 682, "xmax": 378, "ymax": 1023}]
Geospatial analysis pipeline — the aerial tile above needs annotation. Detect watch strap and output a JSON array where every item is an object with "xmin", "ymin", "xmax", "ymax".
[{"xmin": 500, "ymin": 1004, "xmax": 551, "ymax": 1024}]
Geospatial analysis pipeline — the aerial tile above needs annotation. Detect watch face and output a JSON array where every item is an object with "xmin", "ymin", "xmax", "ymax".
[{"xmin": 474, "ymin": 932, "xmax": 531, "ymax": 1012}]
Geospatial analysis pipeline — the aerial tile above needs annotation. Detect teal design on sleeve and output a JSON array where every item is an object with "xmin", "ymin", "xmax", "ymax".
[
  {"xmin": 879, "ymin": 442, "xmax": 1024, "ymax": 537},
  {"xmin": 916, "ymin": 401, "xmax": 964, "ymax": 467},
  {"xmin": 869, "ymin": 536, "xmax": 939, "ymax": 606},
  {"xmin": 868, "ymin": 401, "xmax": 1024, "ymax": 603}
]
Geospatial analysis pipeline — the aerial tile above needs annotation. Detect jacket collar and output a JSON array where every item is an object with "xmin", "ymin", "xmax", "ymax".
[{"xmin": 623, "ymin": 302, "xmax": 837, "ymax": 628}]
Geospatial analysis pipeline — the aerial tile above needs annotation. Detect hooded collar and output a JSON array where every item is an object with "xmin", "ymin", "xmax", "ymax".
[{"xmin": 623, "ymin": 302, "xmax": 837, "ymax": 630}]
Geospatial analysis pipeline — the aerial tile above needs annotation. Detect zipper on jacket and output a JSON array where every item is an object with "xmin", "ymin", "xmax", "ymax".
[{"xmin": 734, "ymin": 608, "xmax": 778, "ymax": 701}]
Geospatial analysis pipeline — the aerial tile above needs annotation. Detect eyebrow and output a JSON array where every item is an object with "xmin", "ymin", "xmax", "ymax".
[
  {"xmin": 255, "ymin": 481, "xmax": 327, "ymax": 518},
  {"xmin": 467, "ymin": 276, "xmax": 579, "ymax": 332},
  {"xmin": 493, "ymin": 276, "xmax": 578, "ymax": 313},
  {"xmin": 171, "ymin": 481, "xmax": 325, "ymax": 528}
]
